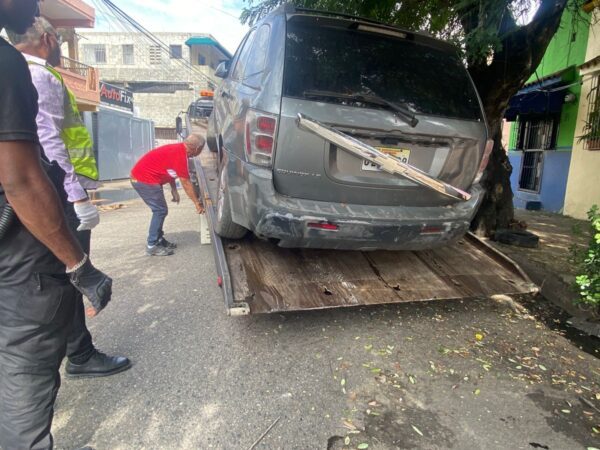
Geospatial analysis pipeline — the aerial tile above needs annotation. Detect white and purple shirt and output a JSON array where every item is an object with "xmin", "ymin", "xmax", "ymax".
[{"xmin": 24, "ymin": 53, "xmax": 100, "ymax": 202}]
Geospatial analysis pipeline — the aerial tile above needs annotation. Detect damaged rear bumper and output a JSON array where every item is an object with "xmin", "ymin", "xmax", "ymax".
[{"xmin": 231, "ymin": 162, "xmax": 484, "ymax": 251}]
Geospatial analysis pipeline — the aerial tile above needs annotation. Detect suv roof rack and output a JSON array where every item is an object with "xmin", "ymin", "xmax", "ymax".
[{"xmin": 292, "ymin": 7, "xmax": 393, "ymax": 28}]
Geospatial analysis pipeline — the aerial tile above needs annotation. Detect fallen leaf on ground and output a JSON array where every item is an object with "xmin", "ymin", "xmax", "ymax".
[
  {"xmin": 357, "ymin": 444, "xmax": 369, "ymax": 449},
  {"xmin": 412, "ymin": 425, "xmax": 424, "ymax": 437},
  {"xmin": 342, "ymin": 420, "xmax": 357, "ymax": 430},
  {"xmin": 344, "ymin": 437, "xmax": 350, "ymax": 445}
]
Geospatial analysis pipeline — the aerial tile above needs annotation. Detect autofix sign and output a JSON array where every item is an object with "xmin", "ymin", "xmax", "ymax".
[{"xmin": 100, "ymin": 82, "xmax": 133, "ymax": 111}]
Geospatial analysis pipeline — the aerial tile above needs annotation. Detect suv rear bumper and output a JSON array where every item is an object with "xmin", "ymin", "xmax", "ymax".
[{"xmin": 231, "ymin": 161, "xmax": 485, "ymax": 251}]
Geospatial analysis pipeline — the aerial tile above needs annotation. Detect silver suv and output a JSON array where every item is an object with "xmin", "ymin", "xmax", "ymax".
[{"xmin": 207, "ymin": 5, "xmax": 491, "ymax": 251}]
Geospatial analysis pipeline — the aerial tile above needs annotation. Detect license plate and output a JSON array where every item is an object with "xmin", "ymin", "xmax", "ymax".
[{"xmin": 362, "ymin": 147, "xmax": 411, "ymax": 171}]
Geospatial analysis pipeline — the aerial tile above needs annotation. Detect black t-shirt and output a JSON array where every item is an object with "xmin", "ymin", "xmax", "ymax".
[
  {"xmin": 0, "ymin": 36, "xmax": 66, "ymax": 279},
  {"xmin": 0, "ymin": 36, "xmax": 39, "ymax": 144}
]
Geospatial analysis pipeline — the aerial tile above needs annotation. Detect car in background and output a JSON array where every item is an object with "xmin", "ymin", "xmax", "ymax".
[
  {"xmin": 206, "ymin": 5, "xmax": 492, "ymax": 251},
  {"xmin": 188, "ymin": 90, "xmax": 214, "ymax": 119}
]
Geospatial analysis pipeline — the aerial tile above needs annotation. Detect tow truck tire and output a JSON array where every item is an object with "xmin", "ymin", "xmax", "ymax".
[{"xmin": 215, "ymin": 170, "xmax": 247, "ymax": 239}]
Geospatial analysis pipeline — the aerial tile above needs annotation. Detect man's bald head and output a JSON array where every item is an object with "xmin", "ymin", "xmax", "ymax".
[{"xmin": 184, "ymin": 134, "xmax": 205, "ymax": 157}]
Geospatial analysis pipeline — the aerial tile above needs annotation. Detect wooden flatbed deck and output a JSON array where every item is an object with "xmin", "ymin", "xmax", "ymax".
[{"xmin": 192, "ymin": 152, "xmax": 537, "ymax": 315}]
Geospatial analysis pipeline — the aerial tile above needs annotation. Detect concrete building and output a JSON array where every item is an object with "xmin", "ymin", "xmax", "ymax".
[
  {"xmin": 504, "ymin": 5, "xmax": 591, "ymax": 214},
  {"xmin": 505, "ymin": 1, "xmax": 600, "ymax": 218},
  {"xmin": 77, "ymin": 32, "xmax": 231, "ymax": 138},
  {"xmin": 40, "ymin": 0, "xmax": 100, "ymax": 111},
  {"xmin": 564, "ymin": 2, "xmax": 600, "ymax": 219}
]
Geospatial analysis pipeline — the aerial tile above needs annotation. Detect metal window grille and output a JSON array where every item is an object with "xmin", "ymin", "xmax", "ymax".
[
  {"xmin": 170, "ymin": 45, "xmax": 183, "ymax": 59},
  {"xmin": 155, "ymin": 127, "xmax": 178, "ymax": 140},
  {"xmin": 518, "ymin": 150, "xmax": 544, "ymax": 192},
  {"xmin": 583, "ymin": 73, "xmax": 600, "ymax": 151},
  {"xmin": 83, "ymin": 44, "xmax": 106, "ymax": 64},
  {"xmin": 122, "ymin": 45, "xmax": 134, "ymax": 65},
  {"xmin": 513, "ymin": 115, "xmax": 558, "ymax": 151},
  {"xmin": 149, "ymin": 45, "xmax": 162, "ymax": 65},
  {"xmin": 198, "ymin": 55, "xmax": 206, "ymax": 65}
]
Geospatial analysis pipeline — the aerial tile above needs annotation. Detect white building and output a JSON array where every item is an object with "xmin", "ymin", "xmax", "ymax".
[{"xmin": 78, "ymin": 32, "xmax": 231, "ymax": 137}]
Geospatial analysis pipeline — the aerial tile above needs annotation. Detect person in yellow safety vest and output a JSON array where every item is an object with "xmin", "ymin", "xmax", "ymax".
[{"xmin": 10, "ymin": 18, "xmax": 131, "ymax": 379}]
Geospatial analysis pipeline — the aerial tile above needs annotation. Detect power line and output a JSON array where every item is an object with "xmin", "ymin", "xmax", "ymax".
[{"xmin": 91, "ymin": 0, "xmax": 217, "ymax": 89}]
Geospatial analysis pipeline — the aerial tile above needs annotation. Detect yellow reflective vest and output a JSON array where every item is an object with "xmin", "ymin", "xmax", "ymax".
[{"xmin": 29, "ymin": 62, "xmax": 99, "ymax": 181}]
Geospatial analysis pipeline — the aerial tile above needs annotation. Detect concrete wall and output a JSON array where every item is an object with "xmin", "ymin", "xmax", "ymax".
[
  {"xmin": 79, "ymin": 32, "xmax": 207, "ymax": 83},
  {"xmin": 134, "ymin": 90, "xmax": 195, "ymax": 128},
  {"xmin": 78, "ymin": 32, "xmax": 222, "ymax": 130},
  {"xmin": 509, "ymin": 151, "xmax": 572, "ymax": 212},
  {"xmin": 564, "ymin": 10, "xmax": 600, "ymax": 219}
]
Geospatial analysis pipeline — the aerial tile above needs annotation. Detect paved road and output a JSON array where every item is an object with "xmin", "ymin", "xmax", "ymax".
[{"xmin": 53, "ymin": 195, "xmax": 600, "ymax": 450}]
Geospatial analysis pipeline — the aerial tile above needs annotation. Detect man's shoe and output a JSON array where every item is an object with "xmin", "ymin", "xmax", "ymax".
[
  {"xmin": 146, "ymin": 245, "xmax": 174, "ymax": 256},
  {"xmin": 158, "ymin": 237, "xmax": 177, "ymax": 249},
  {"xmin": 66, "ymin": 351, "xmax": 131, "ymax": 379}
]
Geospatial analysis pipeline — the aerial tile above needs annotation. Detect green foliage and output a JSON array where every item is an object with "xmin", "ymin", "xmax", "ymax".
[
  {"xmin": 573, "ymin": 205, "xmax": 600, "ymax": 308},
  {"xmin": 240, "ymin": 0, "xmax": 556, "ymax": 66}
]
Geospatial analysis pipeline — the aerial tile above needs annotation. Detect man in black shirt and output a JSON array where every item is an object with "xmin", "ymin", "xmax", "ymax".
[{"xmin": 0, "ymin": 1, "xmax": 113, "ymax": 449}]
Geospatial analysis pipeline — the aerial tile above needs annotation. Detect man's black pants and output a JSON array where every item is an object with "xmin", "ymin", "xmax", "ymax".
[
  {"xmin": 64, "ymin": 201, "xmax": 95, "ymax": 364},
  {"xmin": 0, "ymin": 221, "xmax": 77, "ymax": 450}
]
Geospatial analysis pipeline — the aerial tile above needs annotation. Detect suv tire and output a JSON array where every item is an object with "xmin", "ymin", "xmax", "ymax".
[
  {"xmin": 494, "ymin": 229, "xmax": 539, "ymax": 248},
  {"xmin": 207, "ymin": 118, "xmax": 218, "ymax": 153},
  {"xmin": 215, "ymin": 169, "xmax": 247, "ymax": 239}
]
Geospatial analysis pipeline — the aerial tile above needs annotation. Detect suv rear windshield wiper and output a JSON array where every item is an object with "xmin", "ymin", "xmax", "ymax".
[{"xmin": 303, "ymin": 90, "xmax": 419, "ymax": 128}]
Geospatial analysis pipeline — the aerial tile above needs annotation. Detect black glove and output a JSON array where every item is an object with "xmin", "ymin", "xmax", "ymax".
[{"xmin": 68, "ymin": 258, "xmax": 112, "ymax": 313}]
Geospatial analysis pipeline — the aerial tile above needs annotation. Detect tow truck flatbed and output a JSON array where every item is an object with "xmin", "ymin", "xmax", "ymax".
[{"xmin": 191, "ymin": 152, "xmax": 538, "ymax": 316}]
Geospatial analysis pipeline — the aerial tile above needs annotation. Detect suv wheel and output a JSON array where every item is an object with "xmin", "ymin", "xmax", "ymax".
[
  {"xmin": 207, "ymin": 119, "xmax": 218, "ymax": 153},
  {"xmin": 215, "ymin": 169, "xmax": 247, "ymax": 239}
]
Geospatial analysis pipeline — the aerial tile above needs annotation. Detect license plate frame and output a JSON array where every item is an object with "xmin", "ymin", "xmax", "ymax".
[{"xmin": 361, "ymin": 147, "xmax": 411, "ymax": 172}]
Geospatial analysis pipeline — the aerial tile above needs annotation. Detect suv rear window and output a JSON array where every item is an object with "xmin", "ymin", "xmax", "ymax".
[{"xmin": 283, "ymin": 19, "xmax": 483, "ymax": 121}]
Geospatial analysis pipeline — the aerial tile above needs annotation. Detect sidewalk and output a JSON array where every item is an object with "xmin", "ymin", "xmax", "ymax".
[{"xmin": 488, "ymin": 209, "xmax": 598, "ymax": 335}]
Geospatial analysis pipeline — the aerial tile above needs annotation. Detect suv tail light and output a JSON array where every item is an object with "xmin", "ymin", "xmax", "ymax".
[
  {"xmin": 473, "ymin": 139, "xmax": 494, "ymax": 184},
  {"xmin": 245, "ymin": 109, "xmax": 278, "ymax": 167}
]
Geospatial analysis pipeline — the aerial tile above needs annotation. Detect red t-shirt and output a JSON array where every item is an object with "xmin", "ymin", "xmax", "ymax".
[{"xmin": 131, "ymin": 142, "xmax": 190, "ymax": 185}]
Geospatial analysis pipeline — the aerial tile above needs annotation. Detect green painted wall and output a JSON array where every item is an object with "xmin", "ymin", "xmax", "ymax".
[{"xmin": 508, "ymin": 7, "xmax": 591, "ymax": 151}]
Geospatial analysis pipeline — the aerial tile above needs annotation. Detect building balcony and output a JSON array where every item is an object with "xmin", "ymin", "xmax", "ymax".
[
  {"xmin": 56, "ymin": 56, "xmax": 100, "ymax": 111},
  {"xmin": 41, "ymin": 0, "xmax": 95, "ymax": 28}
]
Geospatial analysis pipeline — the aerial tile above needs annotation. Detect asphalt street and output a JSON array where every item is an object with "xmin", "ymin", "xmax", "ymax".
[{"xmin": 53, "ymin": 194, "xmax": 600, "ymax": 450}]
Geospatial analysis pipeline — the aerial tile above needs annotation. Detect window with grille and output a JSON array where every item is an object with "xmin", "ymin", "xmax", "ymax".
[
  {"xmin": 155, "ymin": 127, "xmax": 178, "ymax": 140},
  {"xmin": 83, "ymin": 44, "xmax": 106, "ymax": 64},
  {"xmin": 518, "ymin": 151, "xmax": 544, "ymax": 192},
  {"xmin": 170, "ymin": 45, "xmax": 182, "ymax": 59},
  {"xmin": 122, "ymin": 44, "xmax": 134, "ymax": 65},
  {"xmin": 511, "ymin": 114, "xmax": 556, "ymax": 192},
  {"xmin": 582, "ymin": 73, "xmax": 600, "ymax": 150},
  {"xmin": 149, "ymin": 46, "xmax": 162, "ymax": 65},
  {"xmin": 514, "ymin": 115, "xmax": 559, "ymax": 151},
  {"xmin": 198, "ymin": 55, "xmax": 206, "ymax": 66}
]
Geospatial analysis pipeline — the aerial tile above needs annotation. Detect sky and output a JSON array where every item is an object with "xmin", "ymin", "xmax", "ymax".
[{"xmin": 84, "ymin": 0, "xmax": 250, "ymax": 53}]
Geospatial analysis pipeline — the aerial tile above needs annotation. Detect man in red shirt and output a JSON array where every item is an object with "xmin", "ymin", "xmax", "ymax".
[{"xmin": 131, "ymin": 134, "xmax": 204, "ymax": 256}]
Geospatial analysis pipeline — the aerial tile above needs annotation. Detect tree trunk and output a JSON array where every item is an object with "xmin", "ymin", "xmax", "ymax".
[
  {"xmin": 467, "ymin": 0, "xmax": 569, "ymax": 236},
  {"xmin": 470, "ymin": 120, "xmax": 515, "ymax": 235}
]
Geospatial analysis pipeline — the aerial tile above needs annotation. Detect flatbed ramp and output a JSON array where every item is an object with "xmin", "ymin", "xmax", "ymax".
[{"xmin": 192, "ymin": 153, "xmax": 537, "ymax": 316}]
